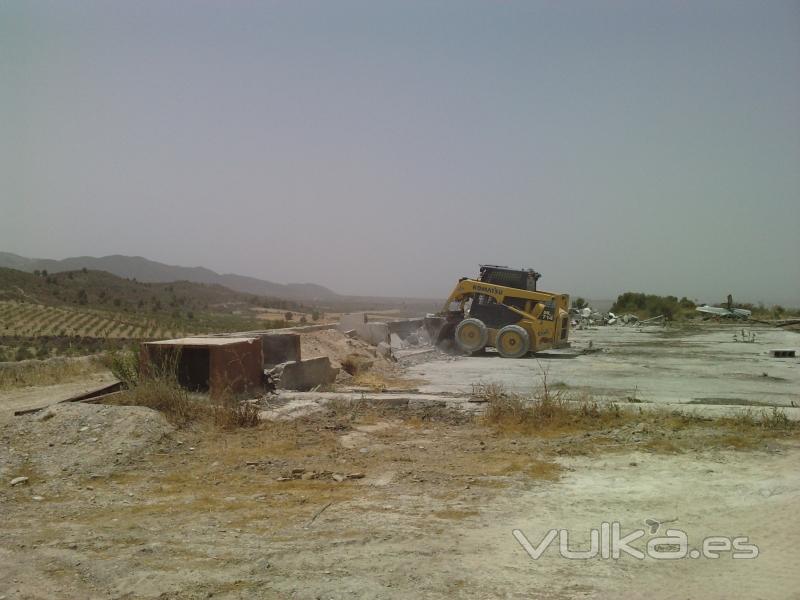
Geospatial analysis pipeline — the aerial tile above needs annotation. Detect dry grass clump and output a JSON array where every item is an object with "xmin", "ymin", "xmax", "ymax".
[
  {"xmin": 325, "ymin": 397, "xmax": 374, "ymax": 422},
  {"xmin": 211, "ymin": 395, "xmax": 260, "ymax": 429},
  {"xmin": 112, "ymin": 376, "xmax": 203, "ymax": 426},
  {"xmin": 106, "ymin": 349, "xmax": 200, "ymax": 426},
  {"xmin": 340, "ymin": 353, "xmax": 374, "ymax": 376},
  {"xmin": 481, "ymin": 382, "xmax": 625, "ymax": 434},
  {"xmin": 351, "ymin": 371, "xmax": 419, "ymax": 392},
  {"xmin": 720, "ymin": 406, "xmax": 797, "ymax": 432},
  {"xmin": 665, "ymin": 405, "xmax": 797, "ymax": 433},
  {"xmin": 0, "ymin": 357, "xmax": 106, "ymax": 390},
  {"xmin": 471, "ymin": 381, "xmax": 507, "ymax": 402},
  {"xmin": 107, "ymin": 349, "xmax": 259, "ymax": 429},
  {"xmin": 112, "ymin": 378, "xmax": 261, "ymax": 429}
]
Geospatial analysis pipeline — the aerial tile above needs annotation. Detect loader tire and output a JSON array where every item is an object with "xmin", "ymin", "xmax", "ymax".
[
  {"xmin": 496, "ymin": 325, "xmax": 530, "ymax": 358},
  {"xmin": 454, "ymin": 318, "xmax": 488, "ymax": 354}
]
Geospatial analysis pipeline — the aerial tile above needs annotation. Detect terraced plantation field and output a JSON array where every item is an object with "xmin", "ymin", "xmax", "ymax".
[
  {"xmin": 0, "ymin": 268, "xmax": 298, "ymax": 361},
  {"xmin": 0, "ymin": 301, "xmax": 174, "ymax": 339}
]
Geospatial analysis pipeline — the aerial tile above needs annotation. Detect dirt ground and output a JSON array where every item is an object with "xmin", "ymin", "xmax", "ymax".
[
  {"xmin": 0, "ymin": 372, "xmax": 119, "ymax": 421},
  {"xmin": 1, "ymin": 396, "xmax": 799, "ymax": 599},
  {"xmin": 1, "ymin": 323, "xmax": 799, "ymax": 599}
]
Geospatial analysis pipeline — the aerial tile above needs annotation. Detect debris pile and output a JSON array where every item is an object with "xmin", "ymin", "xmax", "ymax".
[
  {"xmin": 300, "ymin": 328, "xmax": 395, "ymax": 370},
  {"xmin": 389, "ymin": 327, "xmax": 432, "ymax": 351},
  {"xmin": 1, "ymin": 403, "xmax": 174, "ymax": 484},
  {"xmin": 570, "ymin": 307, "xmax": 667, "ymax": 328}
]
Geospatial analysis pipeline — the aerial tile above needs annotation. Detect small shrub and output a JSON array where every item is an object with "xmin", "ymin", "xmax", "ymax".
[
  {"xmin": 483, "ymin": 385, "xmax": 626, "ymax": 434},
  {"xmin": 471, "ymin": 381, "xmax": 506, "ymax": 403},
  {"xmin": 104, "ymin": 349, "xmax": 140, "ymax": 388},
  {"xmin": 211, "ymin": 395, "xmax": 260, "ymax": 430},
  {"xmin": 114, "ymin": 377, "xmax": 202, "ymax": 426},
  {"xmin": 724, "ymin": 407, "xmax": 796, "ymax": 432}
]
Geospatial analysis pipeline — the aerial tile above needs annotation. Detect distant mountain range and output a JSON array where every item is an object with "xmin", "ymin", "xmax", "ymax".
[{"xmin": 0, "ymin": 252, "xmax": 338, "ymax": 302}]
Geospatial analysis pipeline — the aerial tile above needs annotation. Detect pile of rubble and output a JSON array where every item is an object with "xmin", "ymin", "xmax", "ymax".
[
  {"xmin": 137, "ymin": 313, "xmax": 435, "ymax": 397},
  {"xmin": 570, "ymin": 307, "xmax": 665, "ymax": 328},
  {"xmin": 335, "ymin": 312, "xmax": 433, "ymax": 361}
]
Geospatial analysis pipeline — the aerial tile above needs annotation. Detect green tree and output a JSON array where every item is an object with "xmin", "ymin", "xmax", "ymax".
[
  {"xmin": 77, "ymin": 289, "xmax": 88, "ymax": 305},
  {"xmin": 572, "ymin": 297, "xmax": 587, "ymax": 309}
]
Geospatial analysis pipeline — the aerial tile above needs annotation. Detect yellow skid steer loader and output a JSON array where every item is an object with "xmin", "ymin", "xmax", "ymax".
[{"xmin": 425, "ymin": 265, "xmax": 570, "ymax": 358}]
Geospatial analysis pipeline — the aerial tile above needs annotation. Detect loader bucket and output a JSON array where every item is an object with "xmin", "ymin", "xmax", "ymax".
[{"xmin": 424, "ymin": 313, "xmax": 463, "ymax": 350}]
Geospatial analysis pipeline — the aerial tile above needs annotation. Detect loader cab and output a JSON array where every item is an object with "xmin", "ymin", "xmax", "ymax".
[
  {"xmin": 467, "ymin": 293, "xmax": 521, "ymax": 329},
  {"xmin": 468, "ymin": 266, "xmax": 547, "ymax": 327},
  {"xmin": 478, "ymin": 265, "xmax": 541, "ymax": 292}
]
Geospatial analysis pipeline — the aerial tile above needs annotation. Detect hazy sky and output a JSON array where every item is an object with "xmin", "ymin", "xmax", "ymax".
[{"xmin": 2, "ymin": 1, "xmax": 799, "ymax": 305}]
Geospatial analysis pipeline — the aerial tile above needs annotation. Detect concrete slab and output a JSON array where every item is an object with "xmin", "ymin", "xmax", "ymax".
[
  {"xmin": 407, "ymin": 325, "xmax": 800, "ymax": 409},
  {"xmin": 271, "ymin": 357, "xmax": 339, "ymax": 391}
]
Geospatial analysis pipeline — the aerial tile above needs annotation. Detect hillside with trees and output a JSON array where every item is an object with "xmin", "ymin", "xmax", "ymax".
[{"xmin": 0, "ymin": 267, "xmax": 306, "ymax": 361}]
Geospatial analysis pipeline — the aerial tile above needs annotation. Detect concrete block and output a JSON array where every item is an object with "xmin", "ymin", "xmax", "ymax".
[
  {"xmin": 272, "ymin": 357, "xmax": 339, "ymax": 391},
  {"xmin": 262, "ymin": 332, "xmax": 301, "ymax": 366},
  {"xmin": 365, "ymin": 322, "xmax": 390, "ymax": 345},
  {"xmin": 769, "ymin": 349, "xmax": 796, "ymax": 358},
  {"xmin": 338, "ymin": 313, "xmax": 368, "ymax": 333},
  {"xmin": 141, "ymin": 337, "xmax": 263, "ymax": 399}
]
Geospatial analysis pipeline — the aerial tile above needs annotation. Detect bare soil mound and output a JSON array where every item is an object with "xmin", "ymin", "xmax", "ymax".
[
  {"xmin": 300, "ymin": 329, "xmax": 392, "ymax": 370},
  {"xmin": 0, "ymin": 402, "xmax": 174, "ymax": 483}
]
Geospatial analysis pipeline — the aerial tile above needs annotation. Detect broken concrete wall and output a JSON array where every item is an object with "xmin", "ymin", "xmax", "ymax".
[
  {"xmin": 336, "ymin": 312, "xmax": 389, "ymax": 345},
  {"xmin": 364, "ymin": 322, "xmax": 390, "ymax": 345},
  {"xmin": 271, "ymin": 357, "xmax": 339, "ymax": 391},
  {"xmin": 337, "ymin": 313, "xmax": 368, "ymax": 334},
  {"xmin": 337, "ymin": 314, "xmax": 430, "ymax": 347},
  {"xmin": 261, "ymin": 332, "xmax": 301, "ymax": 367},
  {"xmin": 386, "ymin": 318, "xmax": 425, "ymax": 338}
]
